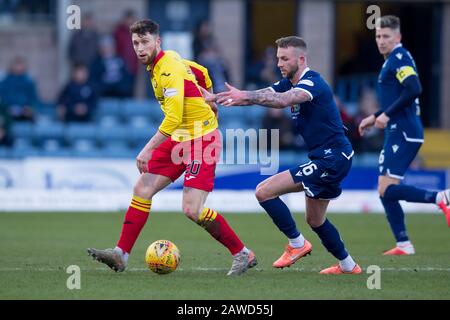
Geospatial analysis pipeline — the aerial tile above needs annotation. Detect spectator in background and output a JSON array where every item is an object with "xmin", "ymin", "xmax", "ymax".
[
  {"xmin": 68, "ymin": 12, "xmax": 100, "ymax": 68},
  {"xmin": 0, "ymin": 56, "xmax": 37, "ymax": 122},
  {"xmin": 247, "ymin": 46, "xmax": 279, "ymax": 89},
  {"xmin": 114, "ymin": 9, "xmax": 138, "ymax": 86},
  {"xmin": 90, "ymin": 36, "xmax": 133, "ymax": 98},
  {"xmin": 192, "ymin": 20, "xmax": 230, "ymax": 92},
  {"xmin": 57, "ymin": 64, "xmax": 98, "ymax": 123},
  {"xmin": 354, "ymin": 88, "xmax": 383, "ymax": 152},
  {"xmin": 192, "ymin": 20, "xmax": 215, "ymax": 60},
  {"xmin": 198, "ymin": 45, "xmax": 230, "ymax": 93},
  {"xmin": 261, "ymin": 108, "xmax": 296, "ymax": 150}
]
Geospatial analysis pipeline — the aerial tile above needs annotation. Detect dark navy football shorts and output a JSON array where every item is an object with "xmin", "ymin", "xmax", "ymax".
[
  {"xmin": 379, "ymin": 126, "xmax": 423, "ymax": 179},
  {"xmin": 289, "ymin": 149, "xmax": 353, "ymax": 200}
]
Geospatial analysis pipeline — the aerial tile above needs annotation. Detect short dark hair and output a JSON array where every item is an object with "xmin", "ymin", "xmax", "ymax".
[
  {"xmin": 130, "ymin": 19, "xmax": 159, "ymax": 36},
  {"xmin": 377, "ymin": 15, "xmax": 401, "ymax": 31},
  {"xmin": 275, "ymin": 36, "xmax": 307, "ymax": 51}
]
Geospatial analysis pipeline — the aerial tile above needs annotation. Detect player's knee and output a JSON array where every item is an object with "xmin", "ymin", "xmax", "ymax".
[
  {"xmin": 305, "ymin": 215, "xmax": 322, "ymax": 228},
  {"xmin": 182, "ymin": 205, "xmax": 200, "ymax": 222},
  {"xmin": 133, "ymin": 184, "xmax": 153, "ymax": 199},
  {"xmin": 255, "ymin": 183, "xmax": 272, "ymax": 202}
]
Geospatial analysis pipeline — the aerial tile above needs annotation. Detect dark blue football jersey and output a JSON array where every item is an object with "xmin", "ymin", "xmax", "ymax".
[
  {"xmin": 377, "ymin": 43, "xmax": 423, "ymax": 139},
  {"xmin": 271, "ymin": 68, "xmax": 351, "ymax": 157}
]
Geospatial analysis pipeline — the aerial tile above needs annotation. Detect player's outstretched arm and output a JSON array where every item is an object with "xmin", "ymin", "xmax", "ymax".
[{"xmin": 216, "ymin": 83, "xmax": 310, "ymax": 109}]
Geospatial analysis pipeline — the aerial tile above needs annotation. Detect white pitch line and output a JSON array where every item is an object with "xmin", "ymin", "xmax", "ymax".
[{"xmin": 0, "ymin": 267, "xmax": 450, "ymax": 272}]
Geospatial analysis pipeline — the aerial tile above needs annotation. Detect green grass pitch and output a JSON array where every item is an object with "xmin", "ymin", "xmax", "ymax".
[{"xmin": 0, "ymin": 211, "xmax": 449, "ymax": 300}]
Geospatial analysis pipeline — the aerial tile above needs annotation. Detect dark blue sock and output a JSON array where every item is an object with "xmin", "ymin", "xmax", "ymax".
[
  {"xmin": 311, "ymin": 219, "xmax": 348, "ymax": 260},
  {"xmin": 259, "ymin": 197, "xmax": 300, "ymax": 239},
  {"xmin": 384, "ymin": 184, "xmax": 437, "ymax": 203},
  {"xmin": 380, "ymin": 197, "xmax": 409, "ymax": 242}
]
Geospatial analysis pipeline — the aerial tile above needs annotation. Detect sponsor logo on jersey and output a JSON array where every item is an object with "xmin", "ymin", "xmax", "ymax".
[{"xmin": 163, "ymin": 88, "xmax": 178, "ymax": 97}]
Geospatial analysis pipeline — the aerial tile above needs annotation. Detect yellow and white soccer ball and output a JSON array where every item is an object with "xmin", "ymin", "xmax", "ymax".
[{"xmin": 145, "ymin": 240, "xmax": 180, "ymax": 274}]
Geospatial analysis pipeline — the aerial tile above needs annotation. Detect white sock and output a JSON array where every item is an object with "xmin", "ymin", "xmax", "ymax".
[
  {"xmin": 115, "ymin": 246, "xmax": 129, "ymax": 263},
  {"xmin": 339, "ymin": 255, "xmax": 356, "ymax": 272},
  {"xmin": 289, "ymin": 234, "xmax": 305, "ymax": 248},
  {"xmin": 234, "ymin": 246, "xmax": 249, "ymax": 256},
  {"xmin": 397, "ymin": 240, "xmax": 412, "ymax": 248},
  {"xmin": 396, "ymin": 241, "xmax": 415, "ymax": 254},
  {"xmin": 436, "ymin": 192, "xmax": 443, "ymax": 205}
]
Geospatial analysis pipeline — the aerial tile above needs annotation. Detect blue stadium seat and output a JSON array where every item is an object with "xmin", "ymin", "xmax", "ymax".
[
  {"xmin": 96, "ymin": 98, "xmax": 121, "ymax": 118},
  {"xmin": 13, "ymin": 137, "xmax": 34, "ymax": 150},
  {"xmin": 101, "ymin": 141, "xmax": 135, "ymax": 158},
  {"xmin": 127, "ymin": 122, "xmax": 158, "ymax": 142},
  {"xmin": 128, "ymin": 115, "xmax": 151, "ymax": 127},
  {"xmin": 71, "ymin": 139, "xmax": 101, "ymax": 158},
  {"xmin": 0, "ymin": 146, "xmax": 11, "ymax": 158},
  {"xmin": 42, "ymin": 139, "xmax": 62, "ymax": 151},
  {"xmin": 121, "ymin": 99, "xmax": 161, "ymax": 123},
  {"xmin": 34, "ymin": 122, "xmax": 65, "ymax": 141},
  {"xmin": 10, "ymin": 144, "xmax": 41, "ymax": 158},
  {"xmin": 96, "ymin": 115, "xmax": 120, "ymax": 127},
  {"xmin": 243, "ymin": 105, "xmax": 266, "ymax": 127},
  {"xmin": 11, "ymin": 123, "xmax": 34, "ymax": 139},
  {"xmin": 65, "ymin": 123, "xmax": 97, "ymax": 141},
  {"xmin": 97, "ymin": 124, "xmax": 128, "ymax": 144}
]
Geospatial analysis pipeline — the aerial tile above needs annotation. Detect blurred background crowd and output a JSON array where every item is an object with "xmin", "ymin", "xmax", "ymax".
[{"xmin": 0, "ymin": 0, "xmax": 448, "ymax": 169}]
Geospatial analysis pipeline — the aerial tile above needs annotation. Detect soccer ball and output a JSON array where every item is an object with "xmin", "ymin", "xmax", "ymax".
[{"xmin": 145, "ymin": 240, "xmax": 180, "ymax": 274}]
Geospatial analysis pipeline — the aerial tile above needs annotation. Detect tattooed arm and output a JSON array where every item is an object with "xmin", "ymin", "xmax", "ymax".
[
  {"xmin": 245, "ymin": 88, "xmax": 311, "ymax": 109},
  {"xmin": 216, "ymin": 83, "xmax": 311, "ymax": 109}
]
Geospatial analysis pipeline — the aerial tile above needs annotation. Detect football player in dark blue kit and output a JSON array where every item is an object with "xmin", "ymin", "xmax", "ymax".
[
  {"xmin": 359, "ymin": 15, "xmax": 450, "ymax": 256},
  {"xmin": 202, "ymin": 36, "xmax": 361, "ymax": 274}
]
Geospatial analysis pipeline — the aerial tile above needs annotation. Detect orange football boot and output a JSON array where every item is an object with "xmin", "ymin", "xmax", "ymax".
[
  {"xmin": 272, "ymin": 240, "xmax": 312, "ymax": 268},
  {"xmin": 437, "ymin": 189, "xmax": 450, "ymax": 227},
  {"xmin": 319, "ymin": 263, "xmax": 362, "ymax": 275},
  {"xmin": 383, "ymin": 246, "xmax": 414, "ymax": 256}
]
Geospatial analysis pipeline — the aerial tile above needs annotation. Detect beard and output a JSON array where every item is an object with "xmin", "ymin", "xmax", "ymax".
[
  {"xmin": 147, "ymin": 50, "xmax": 157, "ymax": 64},
  {"xmin": 286, "ymin": 65, "xmax": 299, "ymax": 81},
  {"xmin": 138, "ymin": 50, "xmax": 157, "ymax": 65}
]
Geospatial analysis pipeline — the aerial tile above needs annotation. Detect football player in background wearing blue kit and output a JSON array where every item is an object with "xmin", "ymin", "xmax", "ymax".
[
  {"xmin": 203, "ymin": 36, "xmax": 361, "ymax": 274},
  {"xmin": 359, "ymin": 15, "xmax": 450, "ymax": 256}
]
